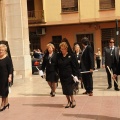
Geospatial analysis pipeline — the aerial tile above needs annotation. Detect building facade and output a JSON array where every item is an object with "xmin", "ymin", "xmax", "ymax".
[
  {"xmin": 0, "ymin": 0, "xmax": 120, "ymax": 77},
  {"xmin": 28, "ymin": 0, "xmax": 120, "ymax": 53}
]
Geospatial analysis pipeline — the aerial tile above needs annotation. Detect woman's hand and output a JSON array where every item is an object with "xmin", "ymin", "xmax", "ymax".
[
  {"xmin": 8, "ymin": 74, "xmax": 12, "ymax": 83},
  {"xmin": 112, "ymin": 74, "xmax": 117, "ymax": 79},
  {"xmin": 90, "ymin": 69, "xmax": 93, "ymax": 73}
]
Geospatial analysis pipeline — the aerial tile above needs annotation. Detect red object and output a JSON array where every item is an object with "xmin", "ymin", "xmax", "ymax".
[{"xmin": 34, "ymin": 61, "xmax": 39, "ymax": 66}]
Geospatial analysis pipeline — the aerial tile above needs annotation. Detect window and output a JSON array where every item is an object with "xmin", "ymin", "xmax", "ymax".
[
  {"xmin": 29, "ymin": 32, "xmax": 40, "ymax": 52},
  {"xmin": 99, "ymin": 0, "xmax": 115, "ymax": 10},
  {"xmin": 61, "ymin": 0, "xmax": 78, "ymax": 12},
  {"xmin": 101, "ymin": 28, "xmax": 120, "ymax": 52},
  {"xmin": 76, "ymin": 34, "xmax": 94, "ymax": 51},
  {"xmin": 27, "ymin": 0, "xmax": 35, "ymax": 17},
  {"xmin": 52, "ymin": 36, "xmax": 62, "ymax": 51}
]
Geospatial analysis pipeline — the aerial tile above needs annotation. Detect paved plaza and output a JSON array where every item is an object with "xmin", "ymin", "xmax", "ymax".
[{"xmin": 0, "ymin": 68, "xmax": 120, "ymax": 120}]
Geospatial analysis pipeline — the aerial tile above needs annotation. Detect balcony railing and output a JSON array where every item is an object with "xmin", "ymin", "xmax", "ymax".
[{"xmin": 28, "ymin": 10, "xmax": 45, "ymax": 24}]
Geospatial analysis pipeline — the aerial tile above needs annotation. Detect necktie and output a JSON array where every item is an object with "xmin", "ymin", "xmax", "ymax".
[{"xmin": 110, "ymin": 47, "xmax": 113, "ymax": 55}]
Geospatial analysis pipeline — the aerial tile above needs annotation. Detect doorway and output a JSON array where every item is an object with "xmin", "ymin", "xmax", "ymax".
[{"xmin": 76, "ymin": 33, "xmax": 94, "ymax": 51}]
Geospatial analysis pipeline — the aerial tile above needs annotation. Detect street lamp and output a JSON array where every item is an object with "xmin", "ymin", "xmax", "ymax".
[{"xmin": 115, "ymin": 19, "xmax": 119, "ymax": 46}]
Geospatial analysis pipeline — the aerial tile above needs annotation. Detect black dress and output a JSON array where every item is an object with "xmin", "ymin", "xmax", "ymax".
[
  {"xmin": 41, "ymin": 52, "xmax": 58, "ymax": 82},
  {"xmin": 0, "ymin": 56, "xmax": 13, "ymax": 97},
  {"xmin": 57, "ymin": 53, "xmax": 79, "ymax": 95},
  {"xmin": 74, "ymin": 52, "xmax": 82, "ymax": 79}
]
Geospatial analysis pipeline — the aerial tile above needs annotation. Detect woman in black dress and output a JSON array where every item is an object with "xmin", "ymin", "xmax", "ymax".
[
  {"xmin": 95, "ymin": 48, "xmax": 101, "ymax": 69},
  {"xmin": 41, "ymin": 43, "xmax": 58, "ymax": 97},
  {"xmin": 73, "ymin": 43, "xmax": 83, "ymax": 93},
  {"xmin": 57, "ymin": 39, "xmax": 79, "ymax": 108},
  {"xmin": 0, "ymin": 44, "xmax": 13, "ymax": 112}
]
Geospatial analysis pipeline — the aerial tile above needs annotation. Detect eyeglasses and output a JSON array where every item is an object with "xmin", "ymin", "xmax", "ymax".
[{"xmin": 109, "ymin": 42, "xmax": 114, "ymax": 43}]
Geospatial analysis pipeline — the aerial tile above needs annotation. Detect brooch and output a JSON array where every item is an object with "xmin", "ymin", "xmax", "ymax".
[{"xmin": 68, "ymin": 56, "xmax": 71, "ymax": 58}]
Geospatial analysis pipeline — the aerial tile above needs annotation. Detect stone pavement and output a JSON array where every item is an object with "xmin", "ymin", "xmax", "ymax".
[{"xmin": 0, "ymin": 68, "xmax": 120, "ymax": 120}]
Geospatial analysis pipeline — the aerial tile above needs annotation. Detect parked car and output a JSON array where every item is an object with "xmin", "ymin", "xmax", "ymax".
[{"xmin": 32, "ymin": 58, "xmax": 42, "ymax": 74}]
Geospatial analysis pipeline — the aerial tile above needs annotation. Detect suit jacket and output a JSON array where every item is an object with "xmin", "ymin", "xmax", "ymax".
[
  {"xmin": 116, "ymin": 57, "xmax": 120, "ymax": 75},
  {"xmin": 74, "ymin": 52, "xmax": 82, "ymax": 68},
  {"xmin": 81, "ymin": 45, "xmax": 94, "ymax": 71},
  {"xmin": 102, "ymin": 46, "xmax": 119, "ymax": 67},
  {"xmin": 41, "ymin": 52, "xmax": 58, "ymax": 73}
]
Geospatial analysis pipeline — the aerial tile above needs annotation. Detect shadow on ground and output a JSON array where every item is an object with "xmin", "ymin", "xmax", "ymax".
[{"xmin": 63, "ymin": 113, "xmax": 120, "ymax": 120}]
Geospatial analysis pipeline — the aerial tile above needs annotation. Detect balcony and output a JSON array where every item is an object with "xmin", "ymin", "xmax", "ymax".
[{"xmin": 28, "ymin": 10, "xmax": 45, "ymax": 24}]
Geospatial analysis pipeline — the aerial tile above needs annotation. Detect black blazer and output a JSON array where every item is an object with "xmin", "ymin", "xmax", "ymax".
[
  {"xmin": 116, "ymin": 57, "xmax": 120, "ymax": 75},
  {"xmin": 74, "ymin": 52, "xmax": 82, "ymax": 68},
  {"xmin": 41, "ymin": 52, "xmax": 58, "ymax": 73},
  {"xmin": 81, "ymin": 45, "xmax": 94, "ymax": 71},
  {"xmin": 102, "ymin": 46, "xmax": 119, "ymax": 67}
]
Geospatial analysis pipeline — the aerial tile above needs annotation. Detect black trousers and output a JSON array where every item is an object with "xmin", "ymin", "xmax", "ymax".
[
  {"xmin": 106, "ymin": 65, "xmax": 118, "ymax": 88},
  {"xmin": 82, "ymin": 72, "xmax": 93, "ymax": 93},
  {"xmin": 96, "ymin": 59, "xmax": 101, "ymax": 69}
]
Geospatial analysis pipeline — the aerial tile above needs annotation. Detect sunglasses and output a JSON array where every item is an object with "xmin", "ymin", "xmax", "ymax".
[{"xmin": 109, "ymin": 42, "xmax": 114, "ymax": 43}]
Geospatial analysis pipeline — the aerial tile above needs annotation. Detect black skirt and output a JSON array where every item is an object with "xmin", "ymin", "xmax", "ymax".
[
  {"xmin": 60, "ymin": 76, "xmax": 74, "ymax": 95},
  {"xmin": 46, "ymin": 71, "xmax": 58, "ymax": 82}
]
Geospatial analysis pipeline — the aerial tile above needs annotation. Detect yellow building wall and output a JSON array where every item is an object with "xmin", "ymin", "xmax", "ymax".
[
  {"xmin": 80, "ymin": 0, "xmax": 96, "ymax": 21},
  {"xmin": 41, "ymin": 0, "xmax": 120, "ymax": 24},
  {"xmin": 115, "ymin": 0, "xmax": 120, "ymax": 17},
  {"xmin": 43, "ymin": 0, "xmax": 61, "ymax": 22},
  {"xmin": 31, "ymin": 0, "xmax": 120, "ymax": 54},
  {"xmin": 80, "ymin": 0, "xmax": 120, "ymax": 22}
]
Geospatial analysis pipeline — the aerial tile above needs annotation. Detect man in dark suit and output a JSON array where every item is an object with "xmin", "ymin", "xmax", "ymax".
[
  {"xmin": 102, "ymin": 38, "xmax": 119, "ymax": 91},
  {"xmin": 113, "ymin": 56, "xmax": 120, "ymax": 79},
  {"xmin": 80, "ymin": 37, "xmax": 94, "ymax": 96}
]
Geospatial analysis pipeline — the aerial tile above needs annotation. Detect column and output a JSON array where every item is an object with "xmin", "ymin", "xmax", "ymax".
[{"xmin": 5, "ymin": 0, "xmax": 32, "ymax": 78}]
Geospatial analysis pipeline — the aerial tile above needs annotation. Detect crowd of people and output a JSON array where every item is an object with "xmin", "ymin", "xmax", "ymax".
[
  {"xmin": 40, "ymin": 37, "xmax": 120, "ymax": 108},
  {"xmin": 40, "ymin": 37, "xmax": 94, "ymax": 108},
  {"xmin": 0, "ymin": 37, "xmax": 120, "ymax": 111}
]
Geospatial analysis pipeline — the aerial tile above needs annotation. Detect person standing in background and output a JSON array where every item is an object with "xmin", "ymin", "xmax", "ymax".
[
  {"xmin": 102, "ymin": 38, "xmax": 119, "ymax": 91},
  {"xmin": 80, "ymin": 37, "xmax": 94, "ymax": 96},
  {"xmin": 95, "ymin": 48, "xmax": 101, "ymax": 69},
  {"xmin": 113, "ymin": 47, "xmax": 120, "ymax": 78},
  {"xmin": 0, "ymin": 44, "xmax": 13, "ymax": 112},
  {"xmin": 73, "ymin": 43, "xmax": 83, "ymax": 93},
  {"xmin": 33, "ymin": 49, "xmax": 40, "ymax": 59},
  {"xmin": 37, "ymin": 49, "xmax": 43, "ymax": 59}
]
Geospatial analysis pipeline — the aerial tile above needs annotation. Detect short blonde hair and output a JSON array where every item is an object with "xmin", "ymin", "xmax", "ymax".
[
  {"xmin": 0, "ymin": 44, "xmax": 7, "ymax": 52},
  {"xmin": 46, "ymin": 43, "xmax": 55, "ymax": 50},
  {"xmin": 59, "ymin": 42, "xmax": 68, "ymax": 49},
  {"xmin": 74, "ymin": 44, "xmax": 80, "ymax": 49}
]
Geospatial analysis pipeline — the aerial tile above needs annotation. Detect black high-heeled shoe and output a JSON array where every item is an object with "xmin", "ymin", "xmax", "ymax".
[
  {"xmin": 4, "ymin": 103, "xmax": 10, "ymax": 109},
  {"xmin": 50, "ymin": 91, "xmax": 52, "ymax": 95},
  {"xmin": 51, "ymin": 92, "xmax": 55, "ymax": 97},
  {"xmin": 71, "ymin": 100, "xmax": 76, "ymax": 108},
  {"xmin": 0, "ymin": 106, "xmax": 5, "ymax": 112},
  {"xmin": 65, "ymin": 101, "xmax": 72, "ymax": 108}
]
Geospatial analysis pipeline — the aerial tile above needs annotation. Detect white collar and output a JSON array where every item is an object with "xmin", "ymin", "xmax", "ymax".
[{"xmin": 110, "ymin": 46, "xmax": 114, "ymax": 49}]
